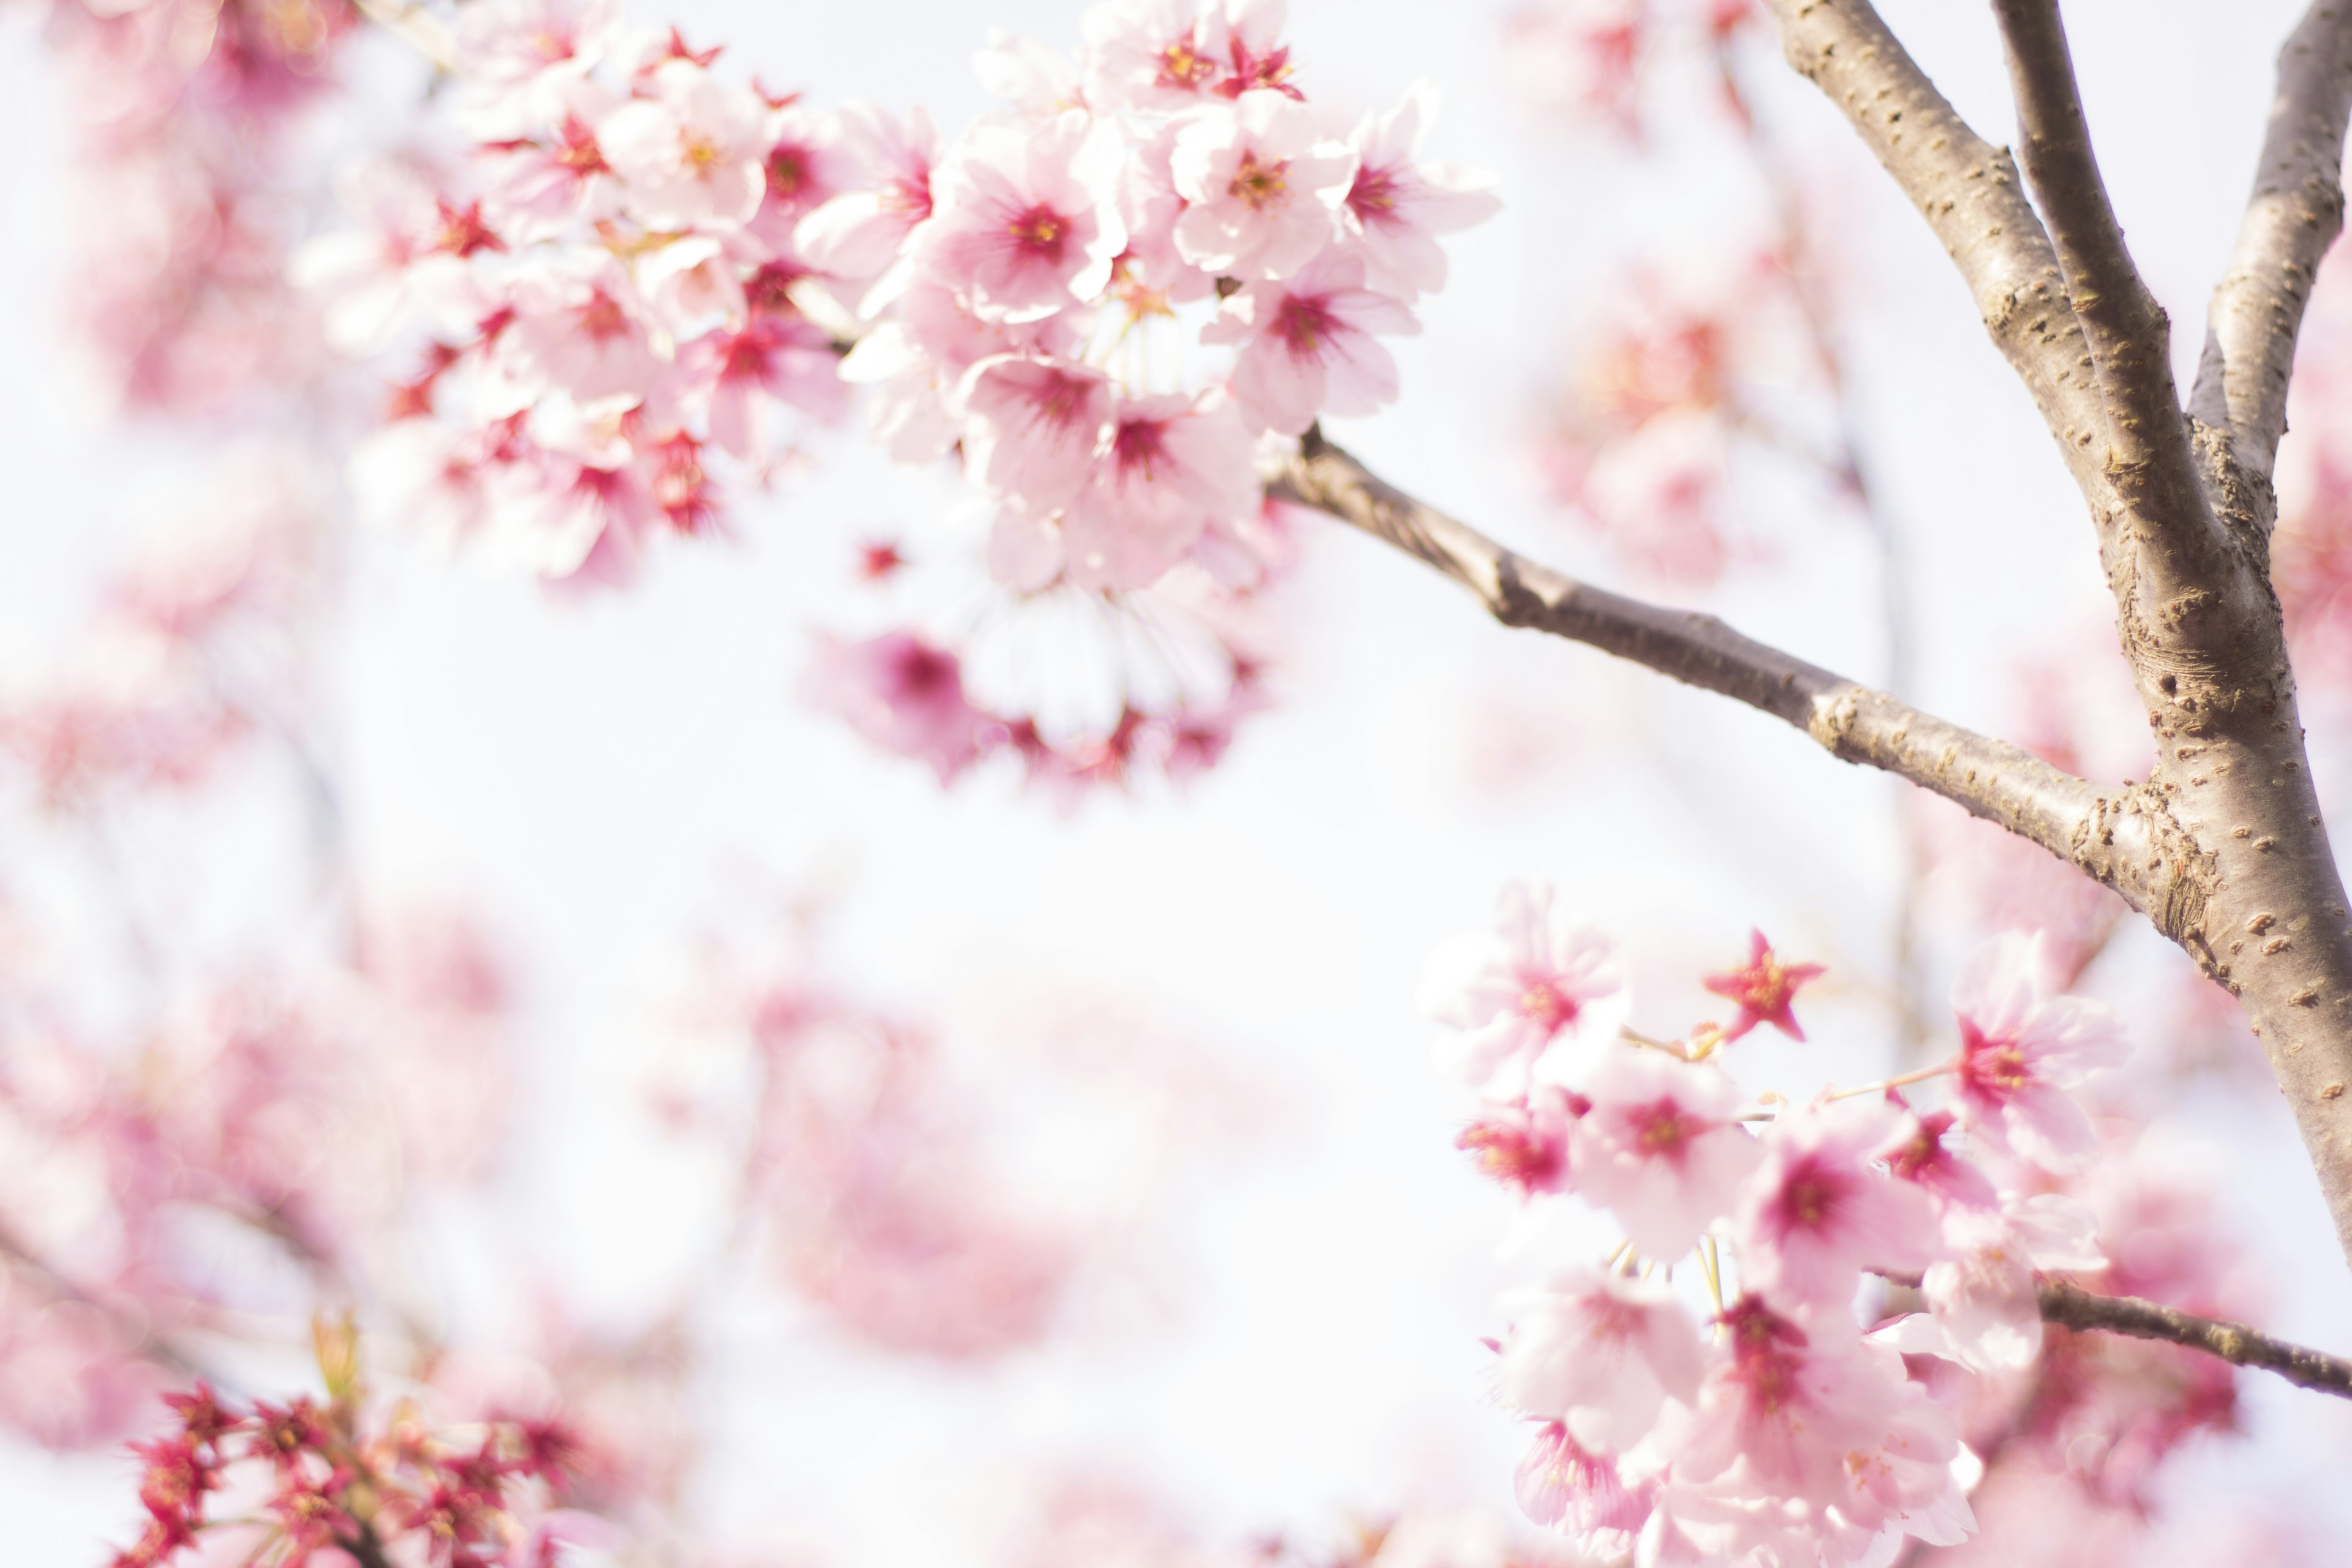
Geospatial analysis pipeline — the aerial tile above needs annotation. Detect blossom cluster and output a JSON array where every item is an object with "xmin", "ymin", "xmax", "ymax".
[
  {"xmin": 827, "ymin": 0, "xmax": 1497, "ymax": 596},
  {"xmin": 110, "ymin": 1357, "xmax": 592, "ymax": 1568},
  {"xmin": 1420, "ymin": 885, "xmax": 2179, "ymax": 1564},
  {"xmin": 299, "ymin": 0, "xmax": 859, "ymax": 586},
  {"xmin": 43, "ymin": 0, "xmax": 355, "ymax": 410}
]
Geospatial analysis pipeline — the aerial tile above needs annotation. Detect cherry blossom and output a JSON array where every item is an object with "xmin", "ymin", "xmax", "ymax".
[
  {"xmin": 1702, "ymin": 929, "xmax": 1824, "ymax": 1042},
  {"xmin": 915, "ymin": 111, "xmax": 1129, "ymax": 322},
  {"xmin": 1570, "ymin": 1050, "xmax": 1760, "ymax": 1258},
  {"xmin": 1417, "ymin": 883, "xmax": 1625, "ymax": 1099},
  {"xmin": 1337, "ymin": 84, "xmax": 1502, "ymax": 300},
  {"xmin": 1732, "ymin": 1098, "xmax": 1938, "ymax": 1310},
  {"xmin": 1909, "ymin": 1193, "xmax": 2106, "ymax": 1373},
  {"xmin": 1497, "ymin": 1267, "xmax": 1705, "ymax": 1452},
  {"xmin": 1513, "ymin": 1420, "xmax": 1653, "ymax": 1557},
  {"xmin": 598, "ymin": 59, "xmax": 772, "ymax": 231},
  {"xmin": 1205, "ymin": 250, "xmax": 1422, "ymax": 434},
  {"xmin": 1949, "ymin": 932, "xmax": 2129, "ymax": 1171},
  {"xmin": 1457, "ymin": 1087, "xmax": 1581, "ymax": 1198},
  {"xmin": 1168, "ymin": 91, "xmax": 1355, "ymax": 281},
  {"xmin": 793, "ymin": 104, "xmax": 940, "ymax": 281},
  {"xmin": 801, "ymin": 631, "xmax": 993, "ymax": 785}
]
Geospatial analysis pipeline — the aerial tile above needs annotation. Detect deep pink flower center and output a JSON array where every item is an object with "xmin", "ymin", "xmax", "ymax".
[
  {"xmin": 887, "ymin": 643, "xmax": 960, "ymax": 701},
  {"xmin": 578, "ymin": 291, "xmax": 628, "ymax": 342},
  {"xmin": 766, "ymin": 142, "xmax": 813, "ymax": 200},
  {"xmin": 1517, "ymin": 978, "xmax": 1579, "ymax": 1034},
  {"xmin": 1275, "ymin": 293, "xmax": 1337, "ymax": 355},
  {"xmin": 1112, "ymin": 417, "xmax": 1171, "ymax": 481},
  {"xmin": 1958, "ymin": 1019, "xmax": 2032, "ymax": 1098},
  {"xmin": 1006, "ymin": 203, "xmax": 1069, "ymax": 262},
  {"xmin": 1348, "ymin": 163, "xmax": 1402, "ymax": 221},
  {"xmin": 1457, "ymin": 1115, "xmax": 1561, "ymax": 1189},
  {"xmin": 1771, "ymin": 1154, "xmax": 1847, "ymax": 1234},
  {"xmin": 1026, "ymin": 371, "xmax": 1094, "ymax": 427},
  {"xmin": 1628, "ymin": 1098, "xmax": 1700, "ymax": 1159}
]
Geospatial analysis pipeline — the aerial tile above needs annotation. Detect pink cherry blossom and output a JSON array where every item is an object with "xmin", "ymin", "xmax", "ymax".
[
  {"xmin": 1571, "ymin": 1050, "xmax": 1760, "ymax": 1258},
  {"xmin": 679, "ymin": 311, "xmax": 847, "ymax": 461},
  {"xmin": 960, "ymin": 355, "xmax": 1117, "ymax": 521},
  {"xmin": 1700, "ymin": 929, "xmax": 1825, "ymax": 1043},
  {"xmin": 1169, "ymin": 91, "xmax": 1355, "ymax": 281},
  {"xmin": 1875, "ymin": 1105, "xmax": 1999, "ymax": 1216},
  {"xmin": 1204, "ymin": 249, "xmax": 1419, "ymax": 434},
  {"xmin": 453, "ymin": 0, "xmax": 623, "ymax": 139},
  {"xmin": 597, "ymin": 61, "xmax": 771, "ymax": 232},
  {"xmin": 1496, "ymin": 1267, "xmax": 1704, "ymax": 1453},
  {"xmin": 477, "ymin": 94, "xmax": 626, "ymax": 243},
  {"xmin": 290, "ymin": 162, "xmax": 493, "ymax": 356},
  {"xmin": 1082, "ymin": 0, "xmax": 1228, "ymax": 113},
  {"xmin": 800, "ymin": 633, "xmax": 990, "ymax": 785},
  {"xmin": 1513, "ymin": 1420, "xmax": 1654, "ymax": 1556},
  {"xmin": 916, "ymin": 110, "xmax": 1127, "ymax": 322},
  {"xmin": 1730, "ymin": 1099, "xmax": 1937, "ymax": 1310},
  {"xmin": 1949, "ymin": 932, "xmax": 2128, "ymax": 1171},
  {"xmin": 1417, "ymin": 882, "xmax": 1624, "ymax": 1101},
  {"xmin": 500, "ymin": 254, "xmax": 665, "ymax": 406},
  {"xmin": 1673, "ymin": 1296, "xmax": 1901, "ymax": 1500},
  {"xmin": 1056, "ymin": 391, "xmax": 1257, "ymax": 590},
  {"xmin": 1457, "ymin": 1087, "xmax": 1581, "ymax": 1197},
  {"xmin": 974, "ymin": 28, "xmax": 1087, "ymax": 118},
  {"xmin": 1336, "ymin": 84, "xmax": 1501, "ymax": 301},
  {"xmin": 1914, "ymin": 1193, "xmax": 2106, "ymax": 1373},
  {"xmin": 793, "ymin": 104, "xmax": 940, "ymax": 280}
]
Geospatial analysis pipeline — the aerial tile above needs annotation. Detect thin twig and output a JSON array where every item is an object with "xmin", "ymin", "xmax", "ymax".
[
  {"xmin": 2190, "ymin": 0, "xmax": 2352, "ymax": 497},
  {"xmin": 1991, "ymin": 0, "xmax": 2223, "ymax": 580},
  {"xmin": 2037, "ymin": 1276, "xmax": 2352, "ymax": 1398},
  {"xmin": 1264, "ymin": 429, "xmax": 2121, "ymax": 883}
]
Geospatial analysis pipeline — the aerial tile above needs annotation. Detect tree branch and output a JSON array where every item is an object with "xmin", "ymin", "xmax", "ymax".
[
  {"xmin": 1265, "ymin": 430, "xmax": 2111, "ymax": 867},
  {"xmin": 2189, "ymin": 0, "xmax": 2352, "ymax": 498},
  {"xmin": 1991, "ymin": 0, "xmax": 2222, "ymax": 578},
  {"xmin": 1758, "ymin": 0, "xmax": 2112, "ymax": 506},
  {"xmin": 2037, "ymin": 1276, "xmax": 2352, "ymax": 1399}
]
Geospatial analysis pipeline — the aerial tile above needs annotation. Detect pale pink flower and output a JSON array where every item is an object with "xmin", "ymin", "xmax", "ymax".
[
  {"xmin": 793, "ymin": 104, "xmax": 940, "ymax": 280},
  {"xmin": 1673, "ymin": 1296, "xmax": 1901, "ymax": 1500},
  {"xmin": 1082, "ymin": 0, "xmax": 1227, "ymax": 112},
  {"xmin": 1500, "ymin": 0, "xmax": 1645, "ymax": 137},
  {"xmin": 1570, "ymin": 1051, "xmax": 1759, "ymax": 1258},
  {"xmin": 1112, "ymin": 120, "xmax": 1219, "ymax": 308},
  {"xmin": 1169, "ymin": 91, "xmax": 1354, "ymax": 281},
  {"xmin": 1416, "ymin": 882, "xmax": 1624, "ymax": 1101},
  {"xmin": 801, "ymin": 633, "xmax": 992, "ymax": 784},
  {"xmin": 1950, "ymin": 932, "xmax": 2128, "ymax": 1171},
  {"xmin": 1913, "ymin": 1193, "xmax": 2105, "ymax": 1373},
  {"xmin": 750, "ymin": 101, "xmax": 853, "ymax": 250},
  {"xmin": 1211, "ymin": 0, "xmax": 1301, "ymax": 100},
  {"xmin": 1057, "ymin": 391, "xmax": 1257, "ymax": 590},
  {"xmin": 453, "ymin": 0, "xmax": 622, "ymax": 139},
  {"xmin": 1337, "ymin": 84, "xmax": 1500, "ymax": 300},
  {"xmin": 484, "ymin": 447, "xmax": 658, "ymax": 584},
  {"xmin": 959, "ymin": 355, "xmax": 1117, "ymax": 516},
  {"xmin": 837, "ymin": 280, "xmax": 1059, "ymax": 462},
  {"xmin": 1730, "ymin": 1099, "xmax": 1938, "ymax": 1310},
  {"xmin": 1204, "ymin": 249, "xmax": 1419, "ymax": 434},
  {"xmin": 597, "ymin": 61, "xmax": 771, "ymax": 232},
  {"xmin": 916, "ymin": 110, "xmax": 1128, "ymax": 323},
  {"xmin": 1514, "ymin": 1420, "xmax": 1654, "ymax": 1556},
  {"xmin": 500, "ymin": 254, "xmax": 665, "ymax": 405},
  {"xmin": 1457, "ymin": 1087, "xmax": 1580, "ymax": 1197},
  {"xmin": 679, "ymin": 312, "xmax": 847, "ymax": 460},
  {"xmin": 1497, "ymin": 1267, "xmax": 1704, "ymax": 1453},
  {"xmin": 1875, "ymin": 1106, "xmax": 1998, "ymax": 1216},
  {"xmin": 290, "ymin": 162, "xmax": 491, "ymax": 356},
  {"xmin": 477, "ymin": 92, "xmax": 625, "ymax": 243}
]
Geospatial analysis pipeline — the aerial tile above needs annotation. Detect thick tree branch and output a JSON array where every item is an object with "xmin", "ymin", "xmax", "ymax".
[
  {"xmin": 1265, "ymin": 431, "xmax": 2109, "ymax": 865},
  {"xmin": 1758, "ymin": 0, "xmax": 2111, "ymax": 507},
  {"xmin": 1991, "ymin": 0, "xmax": 2223, "ymax": 579},
  {"xmin": 2190, "ymin": 0, "xmax": 2352, "ymax": 499},
  {"xmin": 2037, "ymin": 1277, "xmax": 2352, "ymax": 1399}
]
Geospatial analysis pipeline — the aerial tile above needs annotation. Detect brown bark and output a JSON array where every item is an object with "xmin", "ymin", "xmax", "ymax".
[{"xmin": 1749, "ymin": 0, "xmax": 2352, "ymax": 1273}]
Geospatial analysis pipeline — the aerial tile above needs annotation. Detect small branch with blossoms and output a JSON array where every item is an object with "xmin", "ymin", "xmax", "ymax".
[
  {"xmin": 1423, "ymin": 885, "xmax": 2343, "ymax": 1564},
  {"xmin": 110, "ymin": 1317, "xmax": 599, "ymax": 1568}
]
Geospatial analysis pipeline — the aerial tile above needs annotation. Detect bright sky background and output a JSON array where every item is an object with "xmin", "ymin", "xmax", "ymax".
[{"xmin": 7, "ymin": 0, "xmax": 2352, "ymax": 1562}]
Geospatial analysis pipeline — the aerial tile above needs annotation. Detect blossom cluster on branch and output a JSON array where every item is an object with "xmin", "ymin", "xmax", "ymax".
[{"xmin": 1423, "ymin": 885, "xmax": 2263, "ymax": 1564}]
